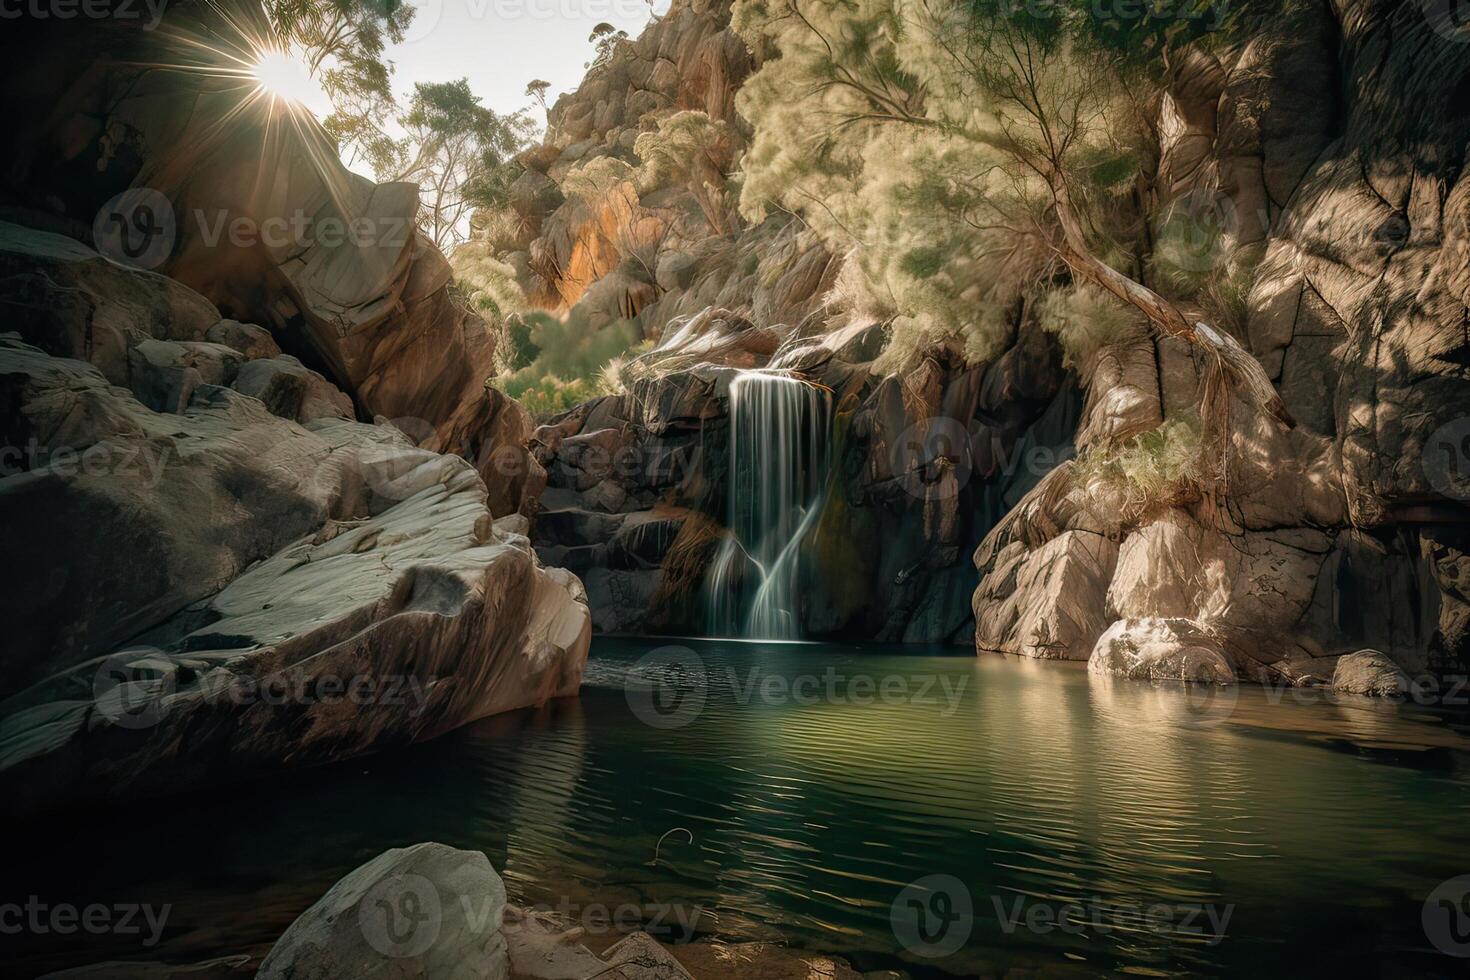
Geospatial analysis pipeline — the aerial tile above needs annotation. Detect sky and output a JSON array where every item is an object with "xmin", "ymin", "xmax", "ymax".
[{"xmin": 382, "ymin": 0, "xmax": 669, "ymax": 119}]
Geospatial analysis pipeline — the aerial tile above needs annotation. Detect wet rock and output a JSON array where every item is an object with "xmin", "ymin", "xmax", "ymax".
[
  {"xmin": 257, "ymin": 843, "xmax": 508, "ymax": 980},
  {"xmin": 1089, "ymin": 618, "xmax": 1236, "ymax": 684},
  {"xmin": 1332, "ymin": 649, "xmax": 1410, "ymax": 697}
]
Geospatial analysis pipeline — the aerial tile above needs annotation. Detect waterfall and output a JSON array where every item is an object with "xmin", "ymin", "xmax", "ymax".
[{"xmin": 705, "ymin": 371, "xmax": 830, "ymax": 640}]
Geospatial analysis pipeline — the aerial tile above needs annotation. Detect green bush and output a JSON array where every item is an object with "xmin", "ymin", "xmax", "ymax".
[{"xmin": 490, "ymin": 311, "xmax": 641, "ymax": 416}]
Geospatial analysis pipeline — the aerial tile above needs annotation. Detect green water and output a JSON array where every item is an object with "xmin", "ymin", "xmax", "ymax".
[{"xmin": 7, "ymin": 637, "xmax": 1470, "ymax": 977}]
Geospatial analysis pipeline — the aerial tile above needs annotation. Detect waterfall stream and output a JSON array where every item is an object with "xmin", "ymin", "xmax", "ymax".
[{"xmin": 705, "ymin": 371, "xmax": 830, "ymax": 640}]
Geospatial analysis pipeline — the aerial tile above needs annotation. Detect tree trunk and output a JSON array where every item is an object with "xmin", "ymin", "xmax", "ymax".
[{"xmin": 1047, "ymin": 173, "xmax": 1295, "ymax": 429}]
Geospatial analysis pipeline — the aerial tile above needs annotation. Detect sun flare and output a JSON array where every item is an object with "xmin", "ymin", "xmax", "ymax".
[{"xmin": 251, "ymin": 49, "xmax": 321, "ymax": 107}]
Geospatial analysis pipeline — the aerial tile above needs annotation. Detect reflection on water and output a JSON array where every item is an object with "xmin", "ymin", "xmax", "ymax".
[{"xmin": 6, "ymin": 638, "xmax": 1470, "ymax": 977}]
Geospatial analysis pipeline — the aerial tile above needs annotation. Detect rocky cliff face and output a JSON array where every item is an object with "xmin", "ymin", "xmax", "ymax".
[
  {"xmin": 1, "ymin": 0, "xmax": 545, "ymax": 518},
  {"xmin": 0, "ymin": 3, "xmax": 588, "ymax": 816},
  {"xmin": 508, "ymin": 0, "xmax": 1469, "ymax": 680},
  {"xmin": 974, "ymin": 0, "xmax": 1470, "ymax": 684}
]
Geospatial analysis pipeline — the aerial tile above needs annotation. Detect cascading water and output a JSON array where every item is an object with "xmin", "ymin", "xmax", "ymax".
[{"xmin": 705, "ymin": 371, "xmax": 830, "ymax": 640}]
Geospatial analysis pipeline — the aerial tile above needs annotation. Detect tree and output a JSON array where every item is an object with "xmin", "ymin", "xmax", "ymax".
[
  {"xmin": 634, "ymin": 111, "xmax": 740, "ymax": 235},
  {"xmin": 267, "ymin": 0, "xmax": 413, "ymax": 174},
  {"xmin": 525, "ymin": 78, "xmax": 552, "ymax": 110},
  {"xmin": 587, "ymin": 22, "xmax": 628, "ymax": 68},
  {"xmin": 388, "ymin": 80, "xmax": 533, "ymax": 249},
  {"xmin": 733, "ymin": 0, "xmax": 1293, "ymax": 423}
]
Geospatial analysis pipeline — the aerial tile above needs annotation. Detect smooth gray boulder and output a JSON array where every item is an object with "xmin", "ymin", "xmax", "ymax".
[
  {"xmin": 257, "ymin": 843, "xmax": 508, "ymax": 980},
  {"xmin": 1332, "ymin": 649, "xmax": 1410, "ymax": 697}
]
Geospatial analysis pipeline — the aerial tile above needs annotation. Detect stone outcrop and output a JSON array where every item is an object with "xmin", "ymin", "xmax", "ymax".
[
  {"xmin": 1332, "ymin": 650, "xmax": 1411, "ymax": 697},
  {"xmin": 1, "ymin": 1, "xmax": 541, "ymax": 517},
  {"xmin": 0, "ymin": 226, "xmax": 590, "ymax": 817},
  {"xmin": 257, "ymin": 843, "xmax": 509, "ymax": 980},
  {"xmin": 970, "ymin": 1, "xmax": 1470, "ymax": 685}
]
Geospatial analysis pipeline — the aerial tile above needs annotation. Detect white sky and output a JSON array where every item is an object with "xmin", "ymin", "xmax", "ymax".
[{"xmin": 385, "ymin": 0, "xmax": 668, "ymax": 118}]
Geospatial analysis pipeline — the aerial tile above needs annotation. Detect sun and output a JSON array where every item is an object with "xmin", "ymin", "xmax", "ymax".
[{"xmin": 251, "ymin": 49, "xmax": 321, "ymax": 107}]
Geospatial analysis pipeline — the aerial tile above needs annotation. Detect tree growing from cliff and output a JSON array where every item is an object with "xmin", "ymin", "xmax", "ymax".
[
  {"xmin": 733, "ymin": 0, "xmax": 1294, "ymax": 423},
  {"xmin": 588, "ymin": 22, "xmax": 629, "ymax": 69},
  {"xmin": 634, "ymin": 111, "xmax": 741, "ymax": 235},
  {"xmin": 525, "ymin": 79, "xmax": 552, "ymax": 110}
]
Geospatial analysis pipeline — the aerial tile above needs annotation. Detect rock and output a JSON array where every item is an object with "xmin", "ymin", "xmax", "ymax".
[
  {"xmin": 204, "ymin": 319, "xmax": 280, "ymax": 360},
  {"xmin": 0, "ymin": 222, "xmax": 219, "ymax": 385},
  {"xmin": 583, "ymin": 568, "xmax": 661, "ymax": 634},
  {"xmin": 974, "ymin": 532, "xmax": 1118, "ymax": 660},
  {"xmin": 40, "ymin": 957, "xmax": 254, "ymax": 978},
  {"xmin": 596, "ymin": 932, "xmax": 694, "ymax": 979},
  {"xmin": 655, "ymin": 250, "xmax": 696, "ymax": 291},
  {"xmin": 0, "ymin": 337, "xmax": 591, "ymax": 816},
  {"xmin": 1332, "ymin": 649, "xmax": 1410, "ymax": 697},
  {"xmin": 231, "ymin": 355, "xmax": 354, "ymax": 423},
  {"xmin": 257, "ymin": 843, "xmax": 508, "ymax": 980},
  {"xmin": 583, "ymin": 479, "xmax": 628, "ymax": 513},
  {"xmin": 127, "ymin": 339, "xmax": 243, "ymax": 413},
  {"xmin": 1089, "ymin": 618, "xmax": 1236, "ymax": 683}
]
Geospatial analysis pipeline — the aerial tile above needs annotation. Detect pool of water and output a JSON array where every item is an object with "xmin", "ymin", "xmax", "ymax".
[{"xmin": 7, "ymin": 637, "xmax": 1470, "ymax": 977}]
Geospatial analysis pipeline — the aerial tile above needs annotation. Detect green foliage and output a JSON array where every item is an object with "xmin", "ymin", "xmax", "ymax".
[
  {"xmin": 733, "ymin": 0, "xmax": 1129, "ymax": 370},
  {"xmin": 270, "ymin": 0, "xmax": 412, "ymax": 172},
  {"xmin": 449, "ymin": 238, "xmax": 527, "ymax": 324},
  {"xmin": 1037, "ymin": 284, "xmax": 1146, "ymax": 374},
  {"xmin": 960, "ymin": 0, "xmax": 1304, "ymax": 73},
  {"xmin": 389, "ymin": 79, "xmax": 533, "ymax": 248},
  {"xmin": 560, "ymin": 156, "xmax": 638, "ymax": 207},
  {"xmin": 491, "ymin": 312, "xmax": 641, "ymax": 415},
  {"xmin": 1075, "ymin": 411, "xmax": 1209, "ymax": 511}
]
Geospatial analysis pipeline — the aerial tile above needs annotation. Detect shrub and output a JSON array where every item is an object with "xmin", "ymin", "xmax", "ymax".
[
  {"xmin": 1037, "ymin": 284, "xmax": 1147, "ymax": 375},
  {"xmin": 1074, "ymin": 412, "xmax": 1211, "ymax": 516},
  {"xmin": 490, "ymin": 311, "xmax": 641, "ymax": 415}
]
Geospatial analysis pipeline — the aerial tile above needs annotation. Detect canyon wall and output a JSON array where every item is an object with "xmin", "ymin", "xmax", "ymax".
[
  {"xmin": 0, "ymin": 1, "xmax": 587, "ymax": 816},
  {"xmin": 511, "ymin": 0, "xmax": 1470, "ymax": 681}
]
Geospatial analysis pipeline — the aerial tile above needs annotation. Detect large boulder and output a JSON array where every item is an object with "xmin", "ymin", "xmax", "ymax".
[
  {"xmin": 1332, "ymin": 649, "xmax": 1410, "ymax": 697},
  {"xmin": 257, "ymin": 843, "xmax": 508, "ymax": 980},
  {"xmin": 974, "ymin": 531, "xmax": 1118, "ymax": 660},
  {"xmin": 0, "ymin": 280, "xmax": 590, "ymax": 815},
  {"xmin": 1089, "ymin": 618, "xmax": 1236, "ymax": 684}
]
